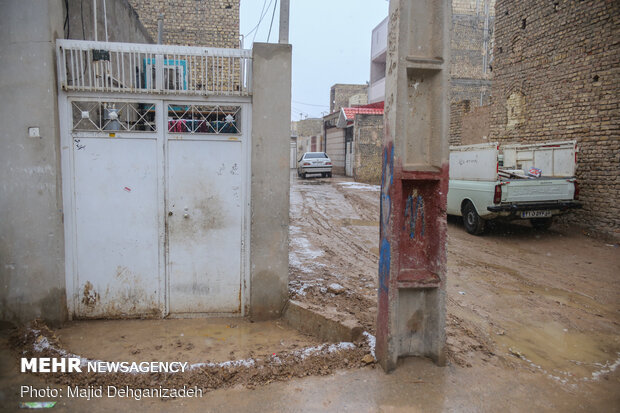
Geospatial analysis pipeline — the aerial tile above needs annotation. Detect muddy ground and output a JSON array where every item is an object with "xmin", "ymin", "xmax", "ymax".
[{"xmin": 289, "ymin": 173, "xmax": 619, "ymax": 387}]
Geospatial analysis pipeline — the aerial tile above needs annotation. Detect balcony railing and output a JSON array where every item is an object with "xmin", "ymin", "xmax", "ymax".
[{"xmin": 56, "ymin": 39, "xmax": 252, "ymax": 96}]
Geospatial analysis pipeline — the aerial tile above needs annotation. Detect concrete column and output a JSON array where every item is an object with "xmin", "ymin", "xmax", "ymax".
[
  {"xmin": 250, "ymin": 43, "xmax": 292, "ymax": 320},
  {"xmin": 376, "ymin": 0, "xmax": 450, "ymax": 371},
  {"xmin": 0, "ymin": 0, "xmax": 67, "ymax": 325},
  {"xmin": 279, "ymin": 0, "xmax": 290, "ymax": 44}
]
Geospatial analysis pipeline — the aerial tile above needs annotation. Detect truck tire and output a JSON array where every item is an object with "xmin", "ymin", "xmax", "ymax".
[
  {"xmin": 531, "ymin": 217, "xmax": 553, "ymax": 230},
  {"xmin": 462, "ymin": 201, "xmax": 486, "ymax": 235}
]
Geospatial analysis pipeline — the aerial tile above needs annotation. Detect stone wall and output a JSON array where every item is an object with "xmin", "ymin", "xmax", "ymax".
[
  {"xmin": 353, "ymin": 114, "xmax": 383, "ymax": 185},
  {"xmin": 128, "ymin": 0, "xmax": 239, "ymax": 48},
  {"xmin": 490, "ymin": 0, "xmax": 620, "ymax": 238},
  {"xmin": 330, "ymin": 84, "xmax": 368, "ymax": 113}
]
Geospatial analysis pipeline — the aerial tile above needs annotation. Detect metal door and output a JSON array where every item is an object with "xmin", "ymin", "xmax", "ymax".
[
  {"xmin": 165, "ymin": 102, "xmax": 246, "ymax": 314},
  {"xmin": 70, "ymin": 100, "xmax": 162, "ymax": 317}
]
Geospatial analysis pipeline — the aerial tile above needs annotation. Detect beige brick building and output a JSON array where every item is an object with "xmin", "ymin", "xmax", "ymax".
[
  {"xmin": 330, "ymin": 84, "xmax": 368, "ymax": 114},
  {"xmin": 128, "ymin": 0, "xmax": 240, "ymax": 48},
  {"xmin": 489, "ymin": 0, "xmax": 619, "ymax": 238}
]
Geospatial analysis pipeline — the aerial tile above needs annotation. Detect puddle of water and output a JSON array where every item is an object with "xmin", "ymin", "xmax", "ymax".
[
  {"xmin": 495, "ymin": 320, "xmax": 620, "ymax": 380},
  {"xmin": 338, "ymin": 218, "xmax": 380, "ymax": 227},
  {"xmin": 466, "ymin": 261, "xmax": 616, "ymax": 318},
  {"xmin": 56, "ymin": 318, "xmax": 321, "ymax": 363}
]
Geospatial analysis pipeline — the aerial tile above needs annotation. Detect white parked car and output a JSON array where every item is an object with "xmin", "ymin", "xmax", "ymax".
[{"xmin": 297, "ymin": 152, "xmax": 332, "ymax": 179}]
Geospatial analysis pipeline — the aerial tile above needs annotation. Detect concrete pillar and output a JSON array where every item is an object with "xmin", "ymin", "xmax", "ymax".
[
  {"xmin": 250, "ymin": 43, "xmax": 292, "ymax": 320},
  {"xmin": 0, "ymin": 0, "xmax": 67, "ymax": 325},
  {"xmin": 376, "ymin": 0, "xmax": 450, "ymax": 371},
  {"xmin": 279, "ymin": 0, "xmax": 290, "ymax": 44}
]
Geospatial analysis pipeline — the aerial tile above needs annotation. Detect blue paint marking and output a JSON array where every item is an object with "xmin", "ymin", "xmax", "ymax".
[
  {"xmin": 378, "ymin": 238, "xmax": 390, "ymax": 293},
  {"xmin": 405, "ymin": 194, "xmax": 425, "ymax": 239},
  {"xmin": 378, "ymin": 144, "xmax": 394, "ymax": 294}
]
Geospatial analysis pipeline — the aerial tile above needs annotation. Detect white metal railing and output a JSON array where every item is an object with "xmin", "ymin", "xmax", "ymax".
[{"xmin": 56, "ymin": 39, "xmax": 252, "ymax": 96}]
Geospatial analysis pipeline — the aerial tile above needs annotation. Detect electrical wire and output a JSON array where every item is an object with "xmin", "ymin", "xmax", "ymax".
[
  {"xmin": 64, "ymin": 0, "xmax": 70, "ymax": 38},
  {"xmin": 244, "ymin": 0, "xmax": 275, "ymax": 41},
  {"xmin": 293, "ymin": 100, "xmax": 329, "ymax": 108},
  {"xmin": 267, "ymin": 0, "xmax": 278, "ymax": 42}
]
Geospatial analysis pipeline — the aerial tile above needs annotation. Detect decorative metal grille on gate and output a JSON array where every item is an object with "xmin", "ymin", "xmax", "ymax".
[
  {"xmin": 167, "ymin": 104, "xmax": 241, "ymax": 134},
  {"xmin": 71, "ymin": 101, "xmax": 156, "ymax": 132}
]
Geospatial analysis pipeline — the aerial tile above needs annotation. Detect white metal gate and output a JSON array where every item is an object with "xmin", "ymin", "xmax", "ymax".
[{"xmin": 57, "ymin": 40, "xmax": 252, "ymax": 318}]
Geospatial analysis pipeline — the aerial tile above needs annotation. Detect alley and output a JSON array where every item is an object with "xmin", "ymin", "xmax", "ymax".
[{"xmin": 289, "ymin": 171, "xmax": 620, "ymax": 389}]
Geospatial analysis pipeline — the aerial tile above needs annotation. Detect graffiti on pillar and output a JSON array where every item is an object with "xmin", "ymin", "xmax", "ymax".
[
  {"xmin": 378, "ymin": 143, "xmax": 394, "ymax": 294},
  {"xmin": 404, "ymin": 192, "xmax": 425, "ymax": 239}
]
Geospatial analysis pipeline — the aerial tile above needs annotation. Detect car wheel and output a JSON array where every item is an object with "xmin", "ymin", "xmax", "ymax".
[
  {"xmin": 327, "ymin": 172, "xmax": 332, "ymax": 178},
  {"xmin": 302, "ymin": 173, "xmax": 306, "ymax": 179},
  {"xmin": 462, "ymin": 201, "xmax": 486, "ymax": 235},
  {"xmin": 531, "ymin": 217, "xmax": 553, "ymax": 230}
]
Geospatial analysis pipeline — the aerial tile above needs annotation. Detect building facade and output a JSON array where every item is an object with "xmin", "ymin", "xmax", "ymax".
[
  {"xmin": 128, "ymin": 0, "xmax": 240, "ymax": 48},
  {"xmin": 489, "ymin": 0, "xmax": 619, "ymax": 238}
]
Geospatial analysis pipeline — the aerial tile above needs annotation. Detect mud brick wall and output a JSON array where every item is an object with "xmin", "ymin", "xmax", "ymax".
[
  {"xmin": 451, "ymin": 0, "xmax": 494, "ymax": 103},
  {"xmin": 449, "ymin": 0, "xmax": 495, "ymax": 145},
  {"xmin": 128, "ymin": 0, "xmax": 239, "ymax": 48},
  {"xmin": 462, "ymin": 104, "xmax": 491, "ymax": 145},
  {"xmin": 330, "ymin": 84, "xmax": 368, "ymax": 114},
  {"xmin": 292, "ymin": 118, "xmax": 323, "ymax": 138},
  {"xmin": 449, "ymin": 100, "xmax": 470, "ymax": 146},
  {"xmin": 353, "ymin": 114, "xmax": 383, "ymax": 185},
  {"xmin": 490, "ymin": 0, "xmax": 620, "ymax": 238}
]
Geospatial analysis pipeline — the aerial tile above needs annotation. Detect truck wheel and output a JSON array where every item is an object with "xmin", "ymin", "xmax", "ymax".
[
  {"xmin": 462, "ymin": 201, "xmax": 486, "ymax": 235},
  {"xmin": 531, "ymin": 217, "xmax": 553, "ymax": 230}
]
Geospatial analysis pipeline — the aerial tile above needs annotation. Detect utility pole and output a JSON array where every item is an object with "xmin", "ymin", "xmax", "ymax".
[
  {"xmin": 376, "ymin": 0, "xmax": 450, "ymax": 372},
  {"xmin": 279, "ymin": 0, "xmax": 290, "ymax": 44}
]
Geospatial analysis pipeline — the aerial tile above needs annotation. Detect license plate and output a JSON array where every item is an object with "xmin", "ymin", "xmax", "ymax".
[{"xmin": 521, "ymin": 210, "xmax": 552, "ymax": 218}]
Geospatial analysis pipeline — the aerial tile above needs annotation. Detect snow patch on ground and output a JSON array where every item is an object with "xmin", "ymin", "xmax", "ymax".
[
  {"xmin": 338, "ymin": 182, "xmax": 380, "ymax": 191},
  {"xmin": 26, "ymin": 327, "xmax": 360, "ymax": 374}
]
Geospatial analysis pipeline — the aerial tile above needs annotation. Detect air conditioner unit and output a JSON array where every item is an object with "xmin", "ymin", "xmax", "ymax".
[{"xmin": 142, "ymin": 58, "xmax": 187, "ymax": 90}]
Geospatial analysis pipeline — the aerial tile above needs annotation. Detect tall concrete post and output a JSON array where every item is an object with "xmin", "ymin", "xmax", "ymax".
[
  {"xmin": 279, "ymin": 0, "xmax": 290, "ymax": 44},
  {"xmin": 376, "ymin": 0, "xmax": 450, "ymax": 371},
  {"xmin": 250, "ymin": 43, "xmax": 292, "ymax": 320}
]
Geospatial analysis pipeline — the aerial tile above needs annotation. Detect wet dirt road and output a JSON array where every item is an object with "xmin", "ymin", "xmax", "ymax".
[{"xmin": 289, "ymin": 172, "xmax": 620, "ymax": 407}]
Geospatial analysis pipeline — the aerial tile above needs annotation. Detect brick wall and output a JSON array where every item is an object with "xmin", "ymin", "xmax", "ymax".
[
  {"xmin": 291, "ymin": 118, "xmax": 323, "ymax": 138},
  {"xmin": 128, "ymin": 0, "xmax": 239, "ymax": 48},
  {"xmin": 449, "ymin": 100, "xmax": 470, "ymax": 146},
  {"xmin": 451, "ymin": 0, "xmax": 495, "ymax": 104},
  {"xmin": 490, "ymin": 0, "xmax": 620, "ymax": 238},
  {"xmin": 449, "ymin": 0, "xmax": 495, "ymax": 145},
  {"xmin": 353, "ymin": 114, "xmax": 383, "ymax": 185},
  {"xmin": 462, "ymin": 104, "xmax": 491, "ymax": 145},
  {"xmin": 330, "ymin": 84, "xmax": 368, "ymax": 113}
]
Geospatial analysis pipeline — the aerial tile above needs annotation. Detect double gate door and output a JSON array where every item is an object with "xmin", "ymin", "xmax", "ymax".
[{"xmin": 64, "ymin": 98, "xmax": 249, "ymax": 318}]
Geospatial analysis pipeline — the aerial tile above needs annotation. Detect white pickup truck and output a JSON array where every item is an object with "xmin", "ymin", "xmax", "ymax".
[{"xmin": 447, "ymin": 140, "xmax": 582, "ymax": 235}]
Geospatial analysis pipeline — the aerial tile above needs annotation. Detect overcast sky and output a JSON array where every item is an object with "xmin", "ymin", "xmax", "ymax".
[{"xmin": 240, "ymin": 0, "xmax": 389, "ymax": 120}]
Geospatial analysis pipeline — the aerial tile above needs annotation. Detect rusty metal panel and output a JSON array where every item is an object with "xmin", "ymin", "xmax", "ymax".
[
  {"xmin": 73, "ymin": 135, "xmax": 160, "ymax": 317},
  {"xmin": 167, "ymin": 137, "xmax": 243, "ymax": 314}
]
